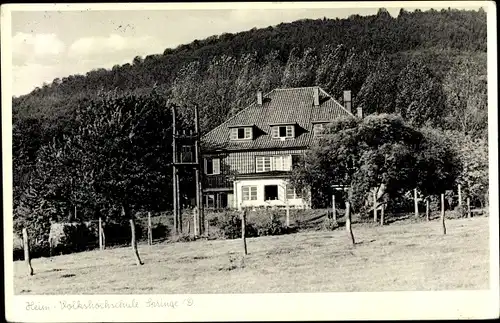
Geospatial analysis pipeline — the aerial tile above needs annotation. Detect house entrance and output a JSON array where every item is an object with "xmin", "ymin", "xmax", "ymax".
[{"xmin": 264, "ymin": 185, "xmax": 279, "ymax": 201}]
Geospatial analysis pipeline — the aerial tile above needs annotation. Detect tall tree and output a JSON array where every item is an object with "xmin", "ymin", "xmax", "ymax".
[
  {"xmin": 395, "ymin": 60, "xmax": 446, "ymax": 127},
  {"xmin": 442, "ymin": 55, "xmax": 488, "ymax": 137}
]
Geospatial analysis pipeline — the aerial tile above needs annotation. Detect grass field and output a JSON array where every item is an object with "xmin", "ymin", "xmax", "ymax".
[{"xmin": 14, "ymin": 217, "xmax": 490, "ymax": 294}]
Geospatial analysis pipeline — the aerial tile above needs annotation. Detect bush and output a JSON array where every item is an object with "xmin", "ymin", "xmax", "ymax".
[
  {"xmin": 59, "ymin": 223, "xmax": 98, "ymax": 254},
  {"xmin": 104, "ymin": 220, "xmax": 144, "ymax": 246},
  {"xmin": 257, "ymin": 217, "xmax": 291, "ymax": 236},
  {"xmin": 322, "ymin": 217, "xmax": 339, "ymax": 231}
]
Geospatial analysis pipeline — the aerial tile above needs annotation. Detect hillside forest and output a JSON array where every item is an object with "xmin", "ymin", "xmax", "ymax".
[{"xmin": 12, "ymin": 8, "xmax": 489, "ymax": 249}]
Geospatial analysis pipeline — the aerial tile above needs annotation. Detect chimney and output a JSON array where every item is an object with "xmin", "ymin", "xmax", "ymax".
[
  {"xmin": 357, "ymin": 107, "xmax": 363, "ymax": 118},
  {"xmin": 343, "ymin": 90, "xmax": 352, "ymax": 113},
  {"xmin": 257, "ymin": 90, "xmax": 263, "ymax": 105},
  {"xmin": 313, "ymin": 87, "xmax": 320, "ymax": 106}
]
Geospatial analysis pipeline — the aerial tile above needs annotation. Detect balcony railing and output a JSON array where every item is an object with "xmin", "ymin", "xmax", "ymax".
[{"xmin": 204, "ymin": 175, "xmax": 232, "ymax": 189}]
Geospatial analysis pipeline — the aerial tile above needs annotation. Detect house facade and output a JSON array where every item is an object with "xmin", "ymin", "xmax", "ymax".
[{"xmin": 201, "ymin": 86, "xmax": 356, "ymax": 210}]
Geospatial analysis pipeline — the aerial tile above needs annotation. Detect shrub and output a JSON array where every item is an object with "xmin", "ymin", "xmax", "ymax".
[
  {"xmin": 104, "ymin": 220, "xmax": 144, "ymax": 246},
  {"xmin": 257, "ymin": 217, "xmax": 290, "ymax": 236},
  {"xmin": 322, "ymin": 217, "xmax": 339, "ymax": 231}
]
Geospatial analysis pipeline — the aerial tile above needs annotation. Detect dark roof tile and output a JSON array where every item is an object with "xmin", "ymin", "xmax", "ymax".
[{"xmin": 202, "ymin": 87, "xmax": 354, "ymax": 151}]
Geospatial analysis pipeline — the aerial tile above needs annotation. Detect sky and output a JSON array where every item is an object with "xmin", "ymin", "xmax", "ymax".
[{"xmin": 7, "ymin": 2, "xmax": 486, "ymax": 97}]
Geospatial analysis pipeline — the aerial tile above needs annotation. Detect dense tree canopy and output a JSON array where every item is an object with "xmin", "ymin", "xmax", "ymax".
[{"xmin": 290, "ymin": 114, "xmax": 460, "ymax": 214}]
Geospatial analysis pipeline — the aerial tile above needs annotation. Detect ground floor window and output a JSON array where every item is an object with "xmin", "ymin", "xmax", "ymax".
[
  {"xmin": 205, "ymin": 192, "xmax": 230, "ymax": 208},
  {"xmin": 286, "ymin": 185, "xmax": 302, "ymax": 200},
  {"xmin": 264, "ymin": 185, "xmax": 279, "ymax": 201},
  {"xmin": 242, "ymin": 186, "xmax": 258, "ymax": 201}
]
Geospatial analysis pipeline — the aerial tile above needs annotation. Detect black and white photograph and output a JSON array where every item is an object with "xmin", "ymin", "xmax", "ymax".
[{"xmin": 2, "ymin": 1, "xmax": 498, "ymax": 321}]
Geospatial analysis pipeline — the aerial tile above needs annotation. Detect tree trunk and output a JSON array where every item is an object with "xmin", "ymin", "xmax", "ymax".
[
  {"xmin": 241, "ymin": 210, "xmax": 248, "ymax": 255},
  {"xmin": 373, "ymin": 189, "xmax": 377, "ymax": 223},
  {"xmin": 345, "ymin": 201, "xmax": 355, "ymax": 245},
  {"xmin": 441, "ymin": 193, "xmax": 446, "ymax": 235},
  {"xmin": 426, "ymin": 198, "xmax": 430, "ymax": 221},
  {"xmin": 414, "ymin": 188, "xmax": 419, "ymax": 218},
  {"xmin": 22, "ymin": 228, "xmax": 34, "ymax": 276}
]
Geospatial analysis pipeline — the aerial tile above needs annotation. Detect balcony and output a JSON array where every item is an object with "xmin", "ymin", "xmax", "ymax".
[{"xmin": 204, "ymin": 175, "xmax": 232, "ymax": 190}]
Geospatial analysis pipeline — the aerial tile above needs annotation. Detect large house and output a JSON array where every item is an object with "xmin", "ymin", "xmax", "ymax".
[{"xmin": 201, "ymin": 86, "xmax": 358, "ymax": 210}]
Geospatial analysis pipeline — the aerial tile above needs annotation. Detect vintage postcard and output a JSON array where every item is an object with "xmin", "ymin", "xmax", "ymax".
[{"xmin": 2, "ymin": 1, "xmax": 498, "ymax": 321}]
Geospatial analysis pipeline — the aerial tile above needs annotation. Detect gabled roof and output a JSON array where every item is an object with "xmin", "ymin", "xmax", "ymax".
[{"xmin": 202, "ymin": 86, "xmax": 354, "ymax": 151}]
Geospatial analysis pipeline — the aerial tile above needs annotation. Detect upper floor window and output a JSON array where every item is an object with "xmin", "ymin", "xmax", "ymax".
[
  {"xmin": 230, "ymin": 127, "xmax": 253, "ymax": 140},
  {"xmin": 205, "ymin": 158, "xmax": 220, "ymax": 175},
  {"xmin": 271, "ymin": 125, "xmax": 294, "ymax": 139},
  {"xmin": 256, "ymin": 155, "xmax": 292, "ymax": 172}
]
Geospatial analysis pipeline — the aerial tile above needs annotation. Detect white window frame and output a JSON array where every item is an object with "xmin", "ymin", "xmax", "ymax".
[
  {"xmin": 205, "ymin": 158, "xmax": 220, "ymax": 175},
  {"xmin": 256, "ymin": 155, "xmax": 292, "ymax": 172},
  {"xmin": 230, "ymin": 127, "xmax": 253, "ymax": 140},
  {"xmin": 272, "ymin": 125, "xmax": 295, "ymax": 139},
  {"xmin": 242, "ymin": 186, "xmax": 258, "ymax": 201}
]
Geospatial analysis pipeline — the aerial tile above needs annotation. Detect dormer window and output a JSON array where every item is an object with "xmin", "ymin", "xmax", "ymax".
[
  {"xmin": 229, "ymin": 126, "xmax": 253, "ymax": 140},
  {"xmin": 271, "ymin": 124, "xmax": 295, "ymax": 139}
]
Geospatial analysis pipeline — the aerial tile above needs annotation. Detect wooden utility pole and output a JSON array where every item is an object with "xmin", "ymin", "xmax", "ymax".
[
  {"xmin": 22, "ymin": 228, "xmax": 34, "ymax": 276},
  {"xmin": 171, "ymin": 103, "xmax": 203, "ymax": 237},
  {"xmin": 172, "ymin": 104, "xmax": 179, "ymax": 235},
  {"xmin": 194, "ymin": 104, "xmax": 204, "ymax": 236}
]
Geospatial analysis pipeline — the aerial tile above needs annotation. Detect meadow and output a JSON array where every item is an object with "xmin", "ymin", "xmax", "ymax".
[{"xmin": 14, "ymin": 216, "xmax": 489, "ymax": 294}]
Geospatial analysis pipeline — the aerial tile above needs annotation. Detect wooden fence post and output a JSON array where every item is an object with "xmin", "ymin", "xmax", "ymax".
[
  {"xmin": 373, "ymin": 189, "xmax": 377, "ymax": 223},
  {"xmin": 193, "ymin": 207, "xmax": 199, "ymax": 238},
  {"xmin": 467, "ymin": 197, "xmax": 471, "ymax": 218},
  {"xmin": 414, "ymin": 188, "xmax": 419, "ymax": 218},
  {"xmin": 22, "ymin": 228, "xmax": 34, "ymax": 276},
  {"xmin": 458, "ymin": 184, "xmax": 462, "ymax": 208},
  {"xmin": 98, "ymin": 217, "xmax": 104, "ymax": 251},
  {"xmin": 147, "ymin": 212, "xmax": 153, "ymax": 245},
  {"xmin": 426, "ymin": 198, "xmax": 430, "ymax": 221},
  {"xmin": 441, "ymin": 193, "xmax": 446, "ymax": 235},
  {"xmin": 380, "ymin": 203, "xmax": 385, "ymax": 226},
  {"xmin": 241, "ymin": 210, "xmax": 248, "ymax": 255},
  {"xmin": 285, "ymin": 203, "xmax": 290, "ymax": 227},
  {"xmin": 130, "ymin": 219, "xmax": 144, "ymax": 265},
  {"xmin": 345, "ymin": 201, "xmax": 355, "ymax": 245},
  {"xmin": 332, "ymin": 194, "xmax": 336, "ymax": 222}
]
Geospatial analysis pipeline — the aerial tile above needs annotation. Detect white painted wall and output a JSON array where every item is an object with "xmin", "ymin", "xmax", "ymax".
[{"xmin": 233, "ymin": 178, "xmax": 310, "ymax": 210}]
